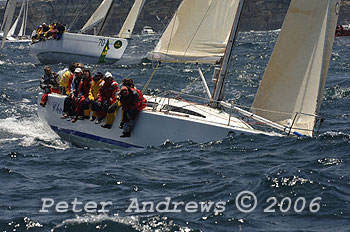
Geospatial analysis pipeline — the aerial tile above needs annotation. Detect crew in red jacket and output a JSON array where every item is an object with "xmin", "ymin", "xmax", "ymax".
[
  {"xmin": 95, "ymin": 72, "xmax": 119, "ymax": 124},
  {"xmin": 72, "ymin": 69, "xmax": 92, "ymax": 123},
  {"xmin": 119, "ymin": 86, "xmax": 147, "ymax": 137}
]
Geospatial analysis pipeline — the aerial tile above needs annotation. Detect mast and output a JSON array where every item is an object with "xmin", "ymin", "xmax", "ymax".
[
  {"xmin": 1, "ymin": 0, "xmax": 10, "ymax": 32},
  {"xmin": 210, "ymin": 0, "xmax": 245, "ymax": 108}
]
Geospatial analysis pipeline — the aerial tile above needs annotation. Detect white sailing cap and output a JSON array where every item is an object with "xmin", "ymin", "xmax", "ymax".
[
  {"xmin": 105, "ymin": 72, "xmax": 113, "ymax": 78},
  {"xmin": 74, "ymin": 68, "xmax": 82, "ymax": 73}
]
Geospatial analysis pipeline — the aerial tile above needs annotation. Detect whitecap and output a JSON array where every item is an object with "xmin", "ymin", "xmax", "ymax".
[{"xmin": 0, "ymin": 116, "xmax": 69, "ymax": 149}]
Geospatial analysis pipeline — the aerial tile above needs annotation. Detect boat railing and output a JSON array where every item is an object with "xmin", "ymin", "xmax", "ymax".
[{"xmin": 149, "ymin": 90, "xmax": 323, "ymax": 136}]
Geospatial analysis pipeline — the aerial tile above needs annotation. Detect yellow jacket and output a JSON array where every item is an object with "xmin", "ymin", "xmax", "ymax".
[
  {"xmin": 59, "ymin": 70, "xmax": 73, "ymax": 95},
  {"xmin": 89, "ymin": 79, "xmax": 103, "ymax": 101}
]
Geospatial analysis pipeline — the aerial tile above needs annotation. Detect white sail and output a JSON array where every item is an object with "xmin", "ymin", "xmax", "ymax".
[
  {"xmin": 8, "ymin": 0, "xmax": 25, "ymax": 37},
  {"xmin": 147, "ymin": 0, "xmax": 241, "ymax": 64},
  {"xmin": 18, "ymin": 0, "xmax": 28, "ymax": 37},
  {"xmin": 1, "ymin": 0, "xmax": 17, "ymax": 47},
  {"xmin": 252, "ymin": 0, "xmax": 340, "ymax": 136},
  {"xmin": 80, "ymin": 0, "xmax": 114, "ymax": 33},
  {"xmin": 118, "ymin": 0, "xmax": 146, "ymax": 39}
]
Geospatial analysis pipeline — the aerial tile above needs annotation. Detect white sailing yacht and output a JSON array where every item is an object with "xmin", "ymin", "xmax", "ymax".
[
  {"xmin": 29, "ymin": 0, "xmax": 146, "ymax": 64},
  {"xmin": 37, "ymin": 0, "xmax": 340, "ymax": 148},
  {"xmin": 1, "ymin": 0, "xmax": 31, "ymax": 47},
  {"xmin": 0, "ymin": 0, "xmax": 31, "ymax": 43}
]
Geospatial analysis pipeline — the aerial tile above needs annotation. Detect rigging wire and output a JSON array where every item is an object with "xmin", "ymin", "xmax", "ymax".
[
  {"xmin": 174, "ymin": 64, "xmax": 214, "ymax": 100},
  {"xmin": 68, "ymin": 0, "xmax": 94, "ymax": 31}
]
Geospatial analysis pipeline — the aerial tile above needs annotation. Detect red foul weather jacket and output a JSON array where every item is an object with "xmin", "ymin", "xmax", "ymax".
[
  {"xmin": 98, "ymin": 80, "xmax": 119, "ymax": 104},
  {"xmin": 119, "ymin": 87, "xmax": 147, "ymax": 112}
]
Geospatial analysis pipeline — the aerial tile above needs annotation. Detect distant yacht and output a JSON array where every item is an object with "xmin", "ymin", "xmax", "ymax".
[
  {"xmin": 29, "ymin": 0, "xmax": 146, "ymax": 64},
  {"xmin": 142, "ymin": 26, "xmax": 156, "ymax": 35},
  {"xmin": 1, "ymin": 0, "xmax": 31, "ymax": 46}
]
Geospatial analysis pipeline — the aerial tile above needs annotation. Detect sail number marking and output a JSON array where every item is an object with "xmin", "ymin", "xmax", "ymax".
[{"xmin": 98, "ymin": 39, "xmax": 106, "ymax": 47}]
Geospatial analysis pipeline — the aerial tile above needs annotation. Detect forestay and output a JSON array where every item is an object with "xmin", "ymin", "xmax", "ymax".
[
  {"xmin": 79, "ymin": 0, "xmax": 114, "ymax": 33},
  {"xmin": 118, "ymin": 0, "xmax": 146, "ymax": 39},
  {"xmin": 147, "ymin": 0, "xmax": 241, "ymax": 64},
  {"xmin": 252, "ymin": 0, "xmax": 340, "ymax": 136}
]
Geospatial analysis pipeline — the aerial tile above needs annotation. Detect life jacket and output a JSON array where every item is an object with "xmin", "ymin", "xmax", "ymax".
[
  {"xmin": 134, "ymin": 88, "xmax": 147, "ymax": 111},
  {"xmin": 98, "ymin": 80, "xmax": 119, "ymax": 104}
]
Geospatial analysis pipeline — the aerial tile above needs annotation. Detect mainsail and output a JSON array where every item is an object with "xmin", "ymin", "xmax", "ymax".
[
  {"xmin": 1, "ymin": 0, "xmax": 17, "ymax": 47},
  {"xmin": 18, "ymin": 0, "xmax": 28, "ymax": 37},
  {"xmin": 118, "ymin": 0, "xmax": 146, "ymax": 39},
  {"xmin": 79, "ymin": 0, "xmax": 114, "ymax": 33},
  {"xmin": 8, "ymin": 0, "xmax": 25, "ymax": 38},
  {"xmin": 147, "ymin": 0, "xmax": 241, "ymax": 64},
  {"xmin": 251, "ymin": 0, "xmax": 340, "ymax": 136}
]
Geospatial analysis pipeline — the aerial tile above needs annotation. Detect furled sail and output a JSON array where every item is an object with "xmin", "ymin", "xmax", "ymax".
[
  {"xmin": 118, "ymin": 0, "xmax": 146, "ymax": 39},
  {"xmin": 251, "ymin": 0, "xmax": 340, "ymax": 136},
  {"xmin": 147, "ymin": 0, "xmax": 241, "ymax": 64},
  {"xmin": 1, "ymin": 0, "xmax": 17, "ymax": 47},
  {"xmin": 8, "ymin": 0, "xmax": 25, "ymax": 37},
  {"xmin": 79, "ymin": 0, "xmax": 114, "ymax": 33}
]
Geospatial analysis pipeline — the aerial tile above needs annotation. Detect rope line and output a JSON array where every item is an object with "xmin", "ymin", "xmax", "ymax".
[{"xmin": 142, "ymin": 62, "xmax": 160, "ymax": 93}]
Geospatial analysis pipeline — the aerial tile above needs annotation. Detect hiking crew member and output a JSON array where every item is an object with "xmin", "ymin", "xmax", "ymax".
[
  {"xmin": 88, "ymin": 72, "xmax": 104, "ymax": 122},
  {"xmin": 95, "ymin": 72, "xmax": 119, "ymax": 124},
  {"xmin": 119, "ymin": 86, "xmax": 147, "ymax": 137},
  {"xmin": 59, "ymin": 63, "xmax": 75, "ymax": 95},
  {"xmin": 40, "ymin": 66, "xmax": 60, "ymax": 107},
  {"xmin": 101, "ymin": 78, "xmax": 135, "ymax": 129},
  {"xmin": 72, "ymin": 70, "xmax": 92, "ymax": 123},
  {"xmin": 61, "ymin": 68, "xmax": 83, "ymax": 119}
]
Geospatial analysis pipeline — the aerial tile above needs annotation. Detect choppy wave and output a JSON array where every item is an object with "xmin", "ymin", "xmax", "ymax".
[
  {"xmin": 0, "ymin": 116, "xmax": 69, "ymax": 149},
  {"xmin": 51, "ymin": 214, "xmax": 192, "ymax": 232}
]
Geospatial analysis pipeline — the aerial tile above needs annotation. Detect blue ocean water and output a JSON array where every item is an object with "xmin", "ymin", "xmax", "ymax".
[{"xmin": 0, "ymin": 31, "xmax": 349, "ymax": 232}]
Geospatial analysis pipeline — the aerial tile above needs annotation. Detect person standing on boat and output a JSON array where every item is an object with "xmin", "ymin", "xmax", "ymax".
[
  {"xmin": 95, "ymin": 72, "xmax": 119, "ymax": 124},
  {"xmin": 72, "ymin": 69, "xmax": 92, "ymax": 123},
  {"xmin": 61, "ymin": 68, "xmax": 83, "ymax": 119},
  {"xmin": 88, "ymin": 72, "xmax": 104, "ymax": 122},
  {"xmin": 40, "ymin": 66, "xmax": 60, "ymax": 107},
  {"xmin": 118, "ymin": 86, "xmax": 147, "ymax": 137}
]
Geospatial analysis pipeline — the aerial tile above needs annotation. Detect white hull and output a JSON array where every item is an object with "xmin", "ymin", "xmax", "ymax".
[
  {"xmin": 38, "ymin": 93, "xmax": 279, "ymax": 148},
  {"xmin": 29, "ymin": 32, "xmax": 128, "ymax": 64},
  {"xmin": 3, "ymin": 37, "xmax": 31, "ymax": 43}
]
